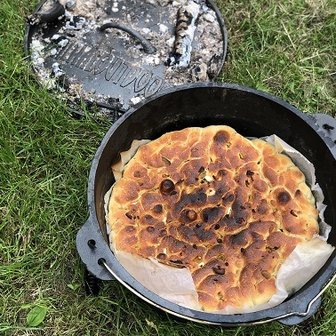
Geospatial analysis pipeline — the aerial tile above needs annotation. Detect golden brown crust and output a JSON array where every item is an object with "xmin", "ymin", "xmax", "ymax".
[{"xmin": 108, "ymin": 126, "xmax": 319, "ymax": 311}]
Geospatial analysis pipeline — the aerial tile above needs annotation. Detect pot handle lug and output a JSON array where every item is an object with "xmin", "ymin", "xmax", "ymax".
[
  {"xmin": 76, "ymin": 217, "xmax": 116, "ymax": 281},
  {"xmin": 99, "ymin": 22, "xmax": 157, "ymax": 54},
  {"xmin": 276, "ymin": 272, "xmax": 336, "ymax": 326},
  {"xmin": 309, "ymin": 113, "xmax": 336, "ymax": 157},
  {"xmin": 276, "ymin": 297, "xmax": 322, "ymax": 326}
]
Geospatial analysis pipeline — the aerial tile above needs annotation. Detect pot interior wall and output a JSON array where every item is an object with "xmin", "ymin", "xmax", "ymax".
[{"xmin": 93, "ymin": 85, "xmax": 336, "ymax": 277}]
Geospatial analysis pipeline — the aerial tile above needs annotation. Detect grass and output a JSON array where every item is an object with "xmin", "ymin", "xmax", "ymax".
[{"xmin": 0, "ymin": 0, "xmax": 335, "ymax": 335}]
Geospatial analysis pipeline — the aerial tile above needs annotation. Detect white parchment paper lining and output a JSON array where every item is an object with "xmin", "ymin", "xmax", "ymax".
[{"xmin": 104, "ymin": 135, "xmax": 334, "ymax": 313}]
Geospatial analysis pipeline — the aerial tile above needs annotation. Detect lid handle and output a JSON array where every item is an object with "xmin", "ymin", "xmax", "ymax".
[{"xmin": 99, "ymin": 23, "xmax": 157, "ymax": 54}]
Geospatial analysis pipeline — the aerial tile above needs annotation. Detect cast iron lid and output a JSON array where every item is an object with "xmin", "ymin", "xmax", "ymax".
[{"xmin": 25, "ymin": 0, "xmax": 227, "ymax": 119}]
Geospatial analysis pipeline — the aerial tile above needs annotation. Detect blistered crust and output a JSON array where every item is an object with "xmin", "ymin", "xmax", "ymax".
[{"xmin": 108, "ymin": 126, "xmax": 319, "ymax": 311}]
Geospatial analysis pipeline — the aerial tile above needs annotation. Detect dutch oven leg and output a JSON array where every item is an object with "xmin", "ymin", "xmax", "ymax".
[{"xmin": 84, "ymin": 267, "xmax": 102, "ymax": 296}]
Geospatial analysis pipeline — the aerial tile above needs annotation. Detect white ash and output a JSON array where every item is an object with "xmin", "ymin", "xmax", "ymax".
[
  {"xmin": 159, "ymin": 24, "xmax": 168, "ymax": 33},
  {"xmin": 203, "ymin": 12, "xmax": 215, "ymax": 23},
  {"xmin": 166, "ymin": 36, "xmax": 175, "ymax": 47},
  {"xmin": 51, "ymin": 34, "xmax": 61, "ymax": 40},
  {"xmin": 52, "ymin": 62, "xmax": 64, "ymax": 77},
  {"xmin": 59, "ymin": 0, "xmax": 103, "ymax": 19},
  {"xmin": 145, "ymin": 0, "xmax": 158, "ymax": 5},
  {"xmin": 34, "ymin": 57, "xmax": 45, "ymax": 67},
  {"xmin": 30, "ymin": 39, "xmax": 56, "ymax": 89},
  {"xmin": 142, "ymin": 27, "xmax": 151, "ymax": 34},
  {"xmin": 58, "ymin": 13, "xmax": 66, "ymax": 21},
  {"xmin": 130, "ymin": 96, "xmax": 142, "ymax": 105},
  {"xmin": 58, "ymin": 38, "xmax": 69, "ymax": 48},
  {"xmin": 84, "ymin": 46, "xmax": 92, "ymax": 53},
  {"xmin": 145, "ymin": 55, "xmax": 161, "ymax": 65}
]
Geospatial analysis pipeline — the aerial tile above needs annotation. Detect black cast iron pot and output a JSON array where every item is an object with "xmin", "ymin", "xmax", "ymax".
[{"xmin": 77, "ymin": 83, "xmax": 336, "ymax": 326}]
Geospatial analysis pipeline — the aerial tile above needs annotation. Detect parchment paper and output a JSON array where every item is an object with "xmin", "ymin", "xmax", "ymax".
[{"xmin": 105, "ymin": 135, "xmax": 334, "ymax": 313}]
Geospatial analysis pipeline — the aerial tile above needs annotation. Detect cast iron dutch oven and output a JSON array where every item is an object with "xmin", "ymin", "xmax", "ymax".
[{"xmin": 77, "ymin": 83, "xmax": 336, "ymax": 326}]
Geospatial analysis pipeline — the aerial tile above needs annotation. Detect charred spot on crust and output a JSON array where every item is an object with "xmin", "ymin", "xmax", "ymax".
[
  {"xmin": 257, "ymin": 199, "xmax": 268, "ymax": 215},
  {"xmin": 153, "ymin": 204, "xmax": 163, "ymax": 214},
  {"xmin": 160, "ymin": 179, "xmax": 175, "ymax": 194},
  {"xmin": 161, "ymin": 156, "xmax": 171, "ymax": 166},
  {"xmin": 212, "ymin": 265, "xmax": 225, "ymax": 275},
  {"xmin": 230, "ymin": 230, "xmax": 249, "ymax": 246},
  {"xmin": 221, "ymin": 215, "xmax": 240, "ymax": 229},
  {"xmin": 143, "ymin": 214, "xmax": 155, "ymax": 225},
  {"xmin": 231, "ymin": 201, "xmax": 248, "ymax": 224},
  {"xmin": 175, "ymin": 190, "xmax": 207, "ymax": 211},
  {"xmin": 261, "ymin": 270, "xmax": 271, "ymax": 279},
  {"xmin": 201, "ymin": 207, "xmax": 220, "ymax": 223},
  {"xmin": 159, "ymin": 229, "xmax": 167, "ymax": 237},
  {"xmin": 194, "ymin": 225, "xmax": 214, "ymax": 242},
  {"xmin": 222, "ymin": 193, "xmax": 234, "ymax": 205},
  {"xmin": 125, "ymin": 211, "xmax": 134, "ymax": 220},
  {"xmin": 157, "ymin": 253, "xmax": 167, "ymax": 260},
  {"xmin": 195, "ymin": 192, "xmax": 207, "ymax": 204},
  {"xmin": 295, "ymin": 189, "xmax": 302, "ymax": 197},
  {"xmin": 235, "ymin": 217, "xmax": 245, "ymax": 225},
  {"xmin": 218, "ymin": 169, "xmax": 227, "ymax": 177},
  {"xmin": 266, "ymin": 245, "xmax": 279, "ymax": 252},
  {"xmin": 169, "ymin": 259, "xmax": 183, "ymax": 265},
  {"xmin": 178, "ymin": 225, "xmax": 194, "ymax": 241},
  {"xmin": 277, "ymin": 191, "xmax": 291, "ymax": 204},
  {"xmin": 133, "ymin": 170, "xmax": 141, "ymax": 178},
  {"xmin": 290, "ymin": 209, "xmax": 298, "ymax": 217},
  {"xmin": 146, "ymin": 226, "xmax": 155, "ymax": 233},
  {"xmin": 246, "ymin": 170, "xmax": 254, "ymax": 178},
  {"xmin": 125, "ymin": 226, "xmax": 136, "ymax": 233},
  {"xmin": 214, "ymin": 130, "xmax": 230, "ymax": 143},
  {"xmin": 251, "ymin": 232, "xmax": 262, "ymax": 240}
]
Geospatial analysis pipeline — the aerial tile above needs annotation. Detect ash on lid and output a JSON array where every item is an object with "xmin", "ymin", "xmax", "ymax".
[{"xmin": 27, "ymin": 0, "xmax": 225, "ymax": 117}]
